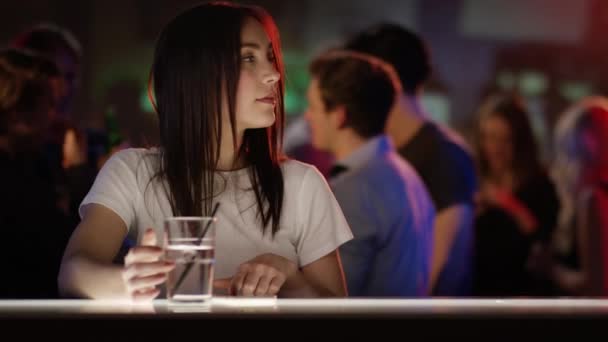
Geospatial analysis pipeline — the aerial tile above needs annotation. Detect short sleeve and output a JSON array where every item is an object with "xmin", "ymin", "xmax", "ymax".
[
  {"xmin": 295, "ymin": 166, "xmax": 354, "ymax": 266},
  {"xmin": 426, "ymin": 142, "xmax": 477, "ymax": 211},
  {"xmin": 79, "ymin": 150, "xmax": 140, "ymax": 231}
]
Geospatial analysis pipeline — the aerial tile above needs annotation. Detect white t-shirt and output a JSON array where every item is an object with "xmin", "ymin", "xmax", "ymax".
[{"xmin": 80, "ymin": 148, "xmax": 353, "ymax": 279}]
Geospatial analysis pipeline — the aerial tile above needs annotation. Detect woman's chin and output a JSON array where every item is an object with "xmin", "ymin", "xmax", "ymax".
[{"xmin": 246, "ymin": 113, "xmax": 276, "ymax": 129}]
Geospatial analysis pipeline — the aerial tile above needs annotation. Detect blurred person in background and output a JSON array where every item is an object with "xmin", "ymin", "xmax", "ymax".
[
  {"xmin": 537, "ymin": 97, "xmax": 608, "ymax": 297},
  {"xmin": 306, "ymin": 50, "xmax": 435, "ymax": 296},
  {"xmin": 0, "ymin": 48, "xmax": 71, "ymax": 298},
  {"xmin": 12, "ymin": 23, "xmax": 98, "ymax": 228},
  {"xmin": 345, "ymin": 23, "xmax": 477, "ymax": 296},
  {"xmin": 472, "ymin": 93, "xmax": 559, "ymax": 297},
  {"xmin": 12, "ymin": 23, "xmax": 81, "ymax": 119},
  {"xmin": 283, "ymin": 115, "xmax": 334, "ymax": 178}
]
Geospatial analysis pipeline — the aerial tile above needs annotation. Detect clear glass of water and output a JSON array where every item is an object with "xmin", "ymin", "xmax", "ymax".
[{"xmin": 163, "ymin": 216, "xmax": 216, "ymax": 305}]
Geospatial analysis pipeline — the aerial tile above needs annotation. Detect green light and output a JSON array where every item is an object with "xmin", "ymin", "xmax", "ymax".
[
  {"xmin": 518, "ymin": 70, "xmax": 548, "ymax": 96},
  {"xmin": 559, "ymin": 81, "xmax": 593, "ymax": 102},
  {"xmin": 421, "ymin": 93, "xmax": 451, "ymax": 124},
  {"xmin": 283, "ymin": 50, "xmax": 311, "ymax": 115},
  {"xmin": 140, "ymin": 88, "xmax": 154, "ymax": 113}
]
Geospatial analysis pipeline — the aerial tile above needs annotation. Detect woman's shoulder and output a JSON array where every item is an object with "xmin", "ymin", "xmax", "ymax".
[
  {"xmin": 280, "ymin": 159, "xmax": 328, "ymax": 188},
  {"xmin": 103, "ymin": 147, "xmax": 159, "ymax": 168},
  {"xmin": 281, "ymin": 158, "xmax": 323, "ymax": 178}
]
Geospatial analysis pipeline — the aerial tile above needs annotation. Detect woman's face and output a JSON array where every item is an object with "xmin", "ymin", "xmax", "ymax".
[
  {"xmin": 232, "ymin": 17, "xmax": 280, "ymax": 133},
  {"xmin": 480, "ymin": 114, "xmax": 513, "ymax": 174}
]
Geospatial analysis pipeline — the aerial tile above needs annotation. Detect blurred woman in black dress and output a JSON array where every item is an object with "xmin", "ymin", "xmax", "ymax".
[{"xmin": 472, "ymin": 94, "xmax": 560, "ymax": 297}]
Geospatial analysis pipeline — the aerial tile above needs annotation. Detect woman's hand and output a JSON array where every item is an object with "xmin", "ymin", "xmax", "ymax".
[
  {"xmin": 121, "ymin": 229, "xmax": 175, "ymax": 302},
  {"xmin": 477, "ymin": 182, "xmax": 505, "ymax": 206},
  {"xmin": 478, "ymin": 183, "xmax": 539, "ymax": 234},
  {"xmin": 215, "ymin": 253, "xmax": 297, "ymax": 297}
]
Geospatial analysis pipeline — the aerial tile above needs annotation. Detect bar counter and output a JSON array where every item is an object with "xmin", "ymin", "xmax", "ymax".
[{"xmin": 1, "ymin": 298, "xmax": 606, "ymax": 336}]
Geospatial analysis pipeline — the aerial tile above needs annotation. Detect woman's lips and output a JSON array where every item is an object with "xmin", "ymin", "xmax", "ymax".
[{"xmin": 256, "ymin": 97, "xmax": 276, "ymax": 105}]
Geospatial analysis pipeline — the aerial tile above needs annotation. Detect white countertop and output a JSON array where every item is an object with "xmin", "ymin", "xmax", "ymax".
[{"xmin": 1, "ymin": 297, "xmax": 608, "ymax": 317}]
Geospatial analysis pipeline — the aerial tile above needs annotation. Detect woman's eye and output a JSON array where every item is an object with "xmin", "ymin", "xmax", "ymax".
[{"xmin": 242, "ymin": 55, "xmax": 255, "ymax": 62}]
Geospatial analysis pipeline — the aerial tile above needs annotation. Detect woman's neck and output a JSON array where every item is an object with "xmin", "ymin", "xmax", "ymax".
[
  {"xmin": 216, "ymin": 129, "xmax": 246, "ymax": 171},
  {"xmin": 487, "ymin": 170, "xmax": 515, "ymax": 190}
]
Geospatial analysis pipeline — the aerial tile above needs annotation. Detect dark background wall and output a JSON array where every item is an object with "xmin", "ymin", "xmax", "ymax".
[{"xmin": 2, "ymin": 0, "xmax": 605, "ymax": 158}]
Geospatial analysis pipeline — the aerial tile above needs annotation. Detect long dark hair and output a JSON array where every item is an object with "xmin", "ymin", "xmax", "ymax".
[
  {"xmin": 150, "ymin": 2, "xmax": 285, "ymax": 236},
  {"xmin": 474, "ymin": 93, "xmax": 543, "ymax": 188}
]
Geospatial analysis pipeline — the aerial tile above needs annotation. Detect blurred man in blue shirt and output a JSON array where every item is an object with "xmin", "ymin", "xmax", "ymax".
[{"xmin": 305, "ymin": 50, "xmax": 435, "ymax": 296}]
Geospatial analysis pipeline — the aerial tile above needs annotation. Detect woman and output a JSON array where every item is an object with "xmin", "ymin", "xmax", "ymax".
[
  {"xmin": 472, "ymin": 93, "xmax": 559, "ymax": 296},
  {"xmin": 58, "ymin": 2, "xmax": 352, "ymax": 301},
  {"xmin": 548, "ymin": 96, "xmax": 608, "ymax": 296}
]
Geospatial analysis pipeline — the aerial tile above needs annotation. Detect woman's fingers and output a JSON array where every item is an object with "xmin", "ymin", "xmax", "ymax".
[
  {"xmin": 125, "ymin": 229, "xmax": 161, "ymax": 264},
  {"xmin": 122, "ymin": 260, "xmax": 174, "ymax": 298},
  {"xmin": 141, "ymin": 228, "xmax": 157, "ymax": 246},
  {"xmin": 231, "ymin": 263, "xmax": 284, "ymax": 296},
  {"xmin": 231, "ymin": 269, "xmax": 247, "ymax": 296},
  {"xmin": 121, "ymin": 228, "xmax": 171, "ymax": 301},
  {"xmin": 254, "ymin": 274, "xmax": 273, "ymax": 296},
  {"xmin": 239, "ymin": 270, "xmax": 263, "ymax": 296},
  {"xmin": 123, "ymin": 260, "xmax": 174, "ymax": 279},
  {"xmin": 213, "ymin": 278, "xmax": 232, "ymax": 296},
  {"xmin": 126, "ymin": 273, "xmax": 167, "ymax": 292},
  {"xmin": 132, "ymin": 287, "xmax": 161, "ymax": 302},
  {"xmin": 125, "ymin": 246, "xmax": 164, "ymax": 264},
  {"xmin": 214, "ymin": 278, "xmax": 232, "ymax": 289},
  {"xmin": 268, "ymin": 276, "xmax": 285, "ymax": 296}
]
